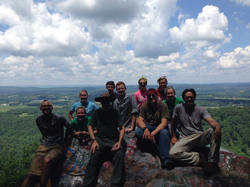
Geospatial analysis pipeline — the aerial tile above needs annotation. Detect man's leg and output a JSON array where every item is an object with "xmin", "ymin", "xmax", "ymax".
[
  {"xmin": 110, "ymin": 149, "xmax": 126, "ymax": 187},
  {"xmin": 169, "ymin": 133, "xmax": 206, "ymax": 165},
  {"xmin": 21, "ymin": 174, "xmax": 40, "ymax": 187},
  {"xmin": 83, "ymin": 146, "xmax": 106, "ymax": 187},
  {"xmin": 155, "ymin": 128, "xmax": 174, "ymax": 169},
  {"xmin": 40, "ymin": 157, "xmax": 53, "ymax": 187}
]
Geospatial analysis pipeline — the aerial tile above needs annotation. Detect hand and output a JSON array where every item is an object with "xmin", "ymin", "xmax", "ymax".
[
  {"xmin": 90, "ymin": 140, "xmax": 99, "ymax": 153},
  {"xmin": 214, "ymin": 127, "xmax": 221, "ymax": 142},
  {"xmin": 143, "ymin": 129, "xmax": 155, "ymax": 143},
  {"xmin": 111, "ymin": 142, "xmax": 121, "ymax": 151},
  {"xmin": 171, "ymin": 137, "xmax": 178, "ymax": 144},
  {"xmin": 125, "ymin": 127, "xmax": 133, "ymax": 134}
]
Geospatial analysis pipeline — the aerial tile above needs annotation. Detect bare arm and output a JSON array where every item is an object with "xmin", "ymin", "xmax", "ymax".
[
  {"xmin": 88, "ymin": 125, "xmax": 99, "ymax": 153},
  {"xmin": 171, "ymin": 117, "xmax": 179, "ymax": 144},
  {"xmin": 113, "ymin": 125, "xmax": 125, "ymax": 151},
  {"xmin": 151, "ymin": 118, "xmax": 167, "ymax": 136},
  {"xmin": 125, "ymin": 114, "xmax": 137, "ymax": 133},
  {"xmin": 64, "ymin": 122, "xmax": 71, "ymax": 142},
  {"xmin": 138, "ymin": 116, "xmax": 155, "ymax": 143},
  {"xmin": 206, "ymin": 117, "xmax": 221, "ymax": 142},
  {"xmin": 68, "ymin": 110, "xmax": 74, "ymax": 121}
]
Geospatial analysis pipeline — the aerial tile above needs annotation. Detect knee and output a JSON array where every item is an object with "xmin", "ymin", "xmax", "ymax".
[
  {"xmin": 114, "ymin": 150, "xmax": 124, "ymax": 160},
  {"xmin": 169, "ymin": 148, "xmax": 181, "ymax": 159},
  {"xmin": 159, "ymin": 129, "xmax": 171, "ymax": 139},
  {"xmin": 135, "ymin": 127, "xmax": 143, "ymax": 138},
  {"xmin": 43, "ymin": 156, "xmax": 52, "ymax": 166}
]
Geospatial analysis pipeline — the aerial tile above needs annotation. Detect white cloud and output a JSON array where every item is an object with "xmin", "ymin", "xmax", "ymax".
[
  {"xmin": 231, "ymin": 0, "xmax": 250, "ymax": 6},
  {"xmin": 246, "ymin": 23, "xmax": 250, "ymax": 29},
  {"xmin": 169, "ymin": 5, "xmax": 228, "ymax": 43},
  {"xmin": 216, "ymin": 46, "xmax": 250, "ymax": 69}
]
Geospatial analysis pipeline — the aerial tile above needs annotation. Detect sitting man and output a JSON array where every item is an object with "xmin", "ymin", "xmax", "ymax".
[
  {"xmin": 68, "ymin": 90, "xmax": 98, "ymax": 120},
  {"xmin": 83, "ymin": 92, "xmax": 126, "ymax": 187},
  {"xmin": 106, "ymin": 81, "xmax": 119, "ymax": 99},
  {"xmin": 113, "ymin": 81, "xmax": 138, "ymax": 133},
  {"xmin": 135, "ymin": 88, "xmax": 174, "ymax": 170},
  {"xmin": 169, "ymin": 88, "xmax": 221, "ymax": 175},
  {"xmin": 22, "ymin": 100, "xmax": 71, "ymax": 187}
]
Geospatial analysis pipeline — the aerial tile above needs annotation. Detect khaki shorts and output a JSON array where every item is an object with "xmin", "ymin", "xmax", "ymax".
[{"xmin": 28, "ymin": 144, "xmax": 64, "ymax": 176}]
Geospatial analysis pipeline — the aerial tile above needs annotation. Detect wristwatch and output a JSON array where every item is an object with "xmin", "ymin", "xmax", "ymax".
[{"xmin": 142, "ymin": 127, "xmax": 147, "ymax": 132}]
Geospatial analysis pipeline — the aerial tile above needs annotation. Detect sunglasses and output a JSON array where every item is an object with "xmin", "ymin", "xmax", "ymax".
[
  {"xmin": 139, "ymin": 82, "xmax": 146, "ymax": 85},
  {"xmin": 185, "ymin": 96, "xmax": 195, "ymax": 100},
  {"xmin": 147, "ymin": 94, "xmax": 156, "ymax": 98}
]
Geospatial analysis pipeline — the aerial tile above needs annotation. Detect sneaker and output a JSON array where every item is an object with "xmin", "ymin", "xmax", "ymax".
[
  {"xmin": 198, "ymin": 152, "xmax": 207, "ymax": 168},
  {"xmin": 162, "ymin": 160, "xmax": 175, "ymax": 170},
  {"xmin": 203, "ymin": 162, "xmax": 221, "ymax": 176}
]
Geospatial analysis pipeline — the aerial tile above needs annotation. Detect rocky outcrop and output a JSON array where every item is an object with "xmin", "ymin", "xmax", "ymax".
[{"xmin": 58, "ymin": 132, "xmax": 250, "ymax": 187}]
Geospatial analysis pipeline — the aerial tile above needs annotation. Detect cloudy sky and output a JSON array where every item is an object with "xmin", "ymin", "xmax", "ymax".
[{"xmin": 0, "ymin": 0, "xmax": 250, "ymax": 86}]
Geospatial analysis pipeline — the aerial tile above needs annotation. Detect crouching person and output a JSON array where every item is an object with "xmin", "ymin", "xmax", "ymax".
[
  {"xmin": 22, "ymin": 100, "xmax": 71, "ymax": 187},
  {"xmin": 135, "ymin": 88, "xmax": 174, "ymax": 170},
  {"xmin": 169, "ymin": 89, "xmax": 221, "ymax": 176},
  {"xmin": 83, "ymin": 92, "xmax": 126, "ymax": 187}
]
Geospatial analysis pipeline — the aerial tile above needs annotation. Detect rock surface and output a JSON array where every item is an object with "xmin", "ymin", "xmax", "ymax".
[{"xmin": 58, "ymin": 132, "xmax": 250, "ymax": 187}]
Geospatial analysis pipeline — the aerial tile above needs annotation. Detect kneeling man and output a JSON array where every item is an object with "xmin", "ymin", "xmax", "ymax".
[
  {"xmin": 135, "ymin": 88, "xmax": 173, "ymax": 170},
  {"xmin": 169, "ymin": 88, "xmax": 221, "ymax": 175},
  {"xmin": 83, "ymin": 92, "xmax": 126, "ymax": 187}
]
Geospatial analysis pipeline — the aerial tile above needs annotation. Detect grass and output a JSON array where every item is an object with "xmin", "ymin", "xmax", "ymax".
[{"xmin": 0, "ymin": 105, "xmax": 35, "ymax": 112}]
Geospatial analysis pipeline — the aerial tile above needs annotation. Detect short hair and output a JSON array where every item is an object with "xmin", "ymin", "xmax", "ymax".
[
  {"xmin": 79, "ymin": 90, "xmax": 88, "ymax": 96},
  {"xmin": 166, "ymin": 87, "xmax": 176, "ymax": 95},
  {"xmin": 138, "ymin": 76, "xmax": 147, "ymax": 84},
  {"xmin": 116, "ymin": 81, "xmax": 126, "ymax": 90},
  {"xmin": 157, "ymin": 76, "xmax": 168, "ymax": 84},
  {"xmin": 76, "ymin": 106, "xmax": 86, "ymax": 113},
  {"xmin": 182, "ymin": 88, "xmax": 196, "ymax": 99},
  {"xmin": 40, "ymin": 100, "xmax": 52, "ymax": 108},
  {"xmin": 106, "ymin": 81, "xmax": 115, "ymax": 88}
]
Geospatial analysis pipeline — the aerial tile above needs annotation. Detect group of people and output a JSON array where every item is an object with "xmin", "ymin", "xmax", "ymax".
[{"xmin": 21, "ymin": 76, "xmax": 222, "ymax": 187}]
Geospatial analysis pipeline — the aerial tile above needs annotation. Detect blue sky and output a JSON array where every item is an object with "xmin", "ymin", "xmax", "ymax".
[{"xmin": 0, "ymin": 0, "xmax": 249, "ymax": 86}]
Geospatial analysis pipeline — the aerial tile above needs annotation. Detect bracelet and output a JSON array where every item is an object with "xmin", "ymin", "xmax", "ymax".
[{"xmin": 142, "ymin": 127, "xmax": 147, "ymax": 132}]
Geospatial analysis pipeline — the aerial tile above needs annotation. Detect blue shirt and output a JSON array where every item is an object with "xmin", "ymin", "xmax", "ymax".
[{"xmin": 70, "ymin": 101, "xmax": 98, "ymax": 117}]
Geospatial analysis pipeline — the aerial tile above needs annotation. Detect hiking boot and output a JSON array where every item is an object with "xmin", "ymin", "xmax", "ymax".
[
  {"xmin": 162, "ymin": 160, "xmax": 175, "ymax": 170},
  {"xmin": 197, "ymin": 152, "xmax": 207, "ymax": 168},
  {"xmin": 203, "ymin": 162, "xmax": 221, "ymax": 176}
]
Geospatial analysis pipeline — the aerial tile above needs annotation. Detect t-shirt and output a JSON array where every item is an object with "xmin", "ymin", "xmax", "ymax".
[
  {"xmin": 70, "ymin": 101, "xmax": 98, "ymax": 117},
  {"xmin": 163, "ymin": 97, "xmax": 184, "ymax": 120},
  {"xmin": 134, "ymin": 89, "xmax": 148, "ymax": 110},
  {"xmin": 36, "ymin": 113, "xmax": 68, "ymax": 147},
  {"xmin": 110, "ymin": 92, "xmax": 119, "ymax": 99},
  {"xmin": 89, "ymin": 108, "xmax": 124, "ymax": 147},
  {"xmin": 113, "ymin": 93, "xmax": 138, "ymax": 127},
  {"xmin": 70, "ymin": 117, "xmax": 91, "ymax": 132},
  {"xmin": 139, "ymin": 101, "xmax": 170, "ymax": 126},
  {"xmin": 172, "ymin": 103, "xmax": 211, "ymax": 138}
]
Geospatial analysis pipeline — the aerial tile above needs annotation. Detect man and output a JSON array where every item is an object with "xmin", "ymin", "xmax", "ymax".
[
  {"xmin": 83, "ymin": 92, "xmax": 126, "ymax": 187},
  {"xmin": 106, "ymin": 81, "xmax": 119, "ymax": 99},
  {"xmin": 169, "ymin": 88, "xmax": 221, "ymax": 175},
  {"xmin": 22, "ymin": 100, "xmax": 71, "ymax": 187},
  {"xmin": 134, "ymin": 76, "xmax": 148, "ymax": 110},
  {"xmin": 156, "ymin": 76, "xmax": 168, "ymax": 101},
  {"xmin": 113, "ymin": 81, "xmax": 138, "ymax": 133},
  {"xmin": 68, "ymin": 90, "xmax": 98, "ymax": 120},
  {"xmin": 135, "ymin": 88, "xmax": 174, "ymax": 170}
]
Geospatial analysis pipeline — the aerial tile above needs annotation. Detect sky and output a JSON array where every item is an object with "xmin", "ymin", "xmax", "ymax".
[{"xmin": 0, "ymin": 0, "xmax": 250, "ymax": 86}]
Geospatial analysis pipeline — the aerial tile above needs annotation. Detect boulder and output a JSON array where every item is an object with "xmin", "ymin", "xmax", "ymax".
[{"xmin": 58, "ymin": 132, "xmax": 250, "ymax": 187}]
